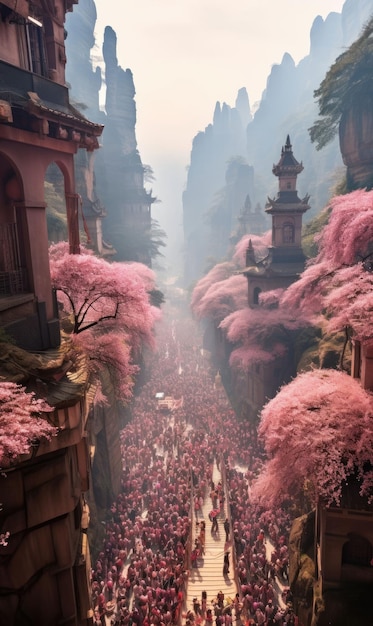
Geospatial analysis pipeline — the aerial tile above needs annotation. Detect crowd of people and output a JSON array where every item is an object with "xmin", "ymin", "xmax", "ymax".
[{"xmin": 90, "ymin": 306, "xmax": 295, "ymax": 625}]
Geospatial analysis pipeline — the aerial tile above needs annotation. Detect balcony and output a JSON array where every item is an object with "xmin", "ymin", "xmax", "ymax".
[{"xmin": 0, "ymin": 60, "xmax": 69, "ymax": 109}]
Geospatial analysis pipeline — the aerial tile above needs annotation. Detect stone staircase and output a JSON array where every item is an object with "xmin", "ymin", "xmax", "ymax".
[{"xmin": 183, "ymin": 462, "xmax": 238, "ymax": 621}]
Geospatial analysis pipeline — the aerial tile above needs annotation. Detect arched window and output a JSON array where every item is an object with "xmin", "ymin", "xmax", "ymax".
[
  {"xmin": 253, "ymin": 287, "xmax": 261, "ymax": 305},
  {"xmin": 283, "ymin": 223, "xmax": 294, "ymax": 244}
]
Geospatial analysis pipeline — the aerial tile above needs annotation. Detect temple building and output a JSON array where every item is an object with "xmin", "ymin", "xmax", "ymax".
[
  {"xmin": 244, "ymin": 134, "xmax": 310, "ymax": 306},
  {"xmin": 229, "ymin": 194, "xmax": 267, "ymax": 251},
  {"xmin": 0, "ymin": 0, "xmax": 103, "ymax": 351},
  {"xmin": 0, "ymin": 1, "xmax": 104, "ymax": 623},
  {"xmin": 241, "ymin": 135, "xmax": 310, "ymax": 420}
]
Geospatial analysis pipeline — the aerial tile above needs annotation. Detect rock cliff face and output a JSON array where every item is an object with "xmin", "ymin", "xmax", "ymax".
[
  {"xmin": 64, "ymin": 0, "xmax": 153, "ymax": 548},
  {"xmin": 65, "ymin": 0, "xmax": 107, "ymax": 250},
  {"xmin": 99, "ymin": 26, "xmax": 154, "ymax": 264},
  {"xmin": 65, "ymin": 0, "xmax": 153, "ymax": 264},
  {"xmin": 183, "ymin": 0, "xmax": 372, "ymax": 285},
  {"xmin": 65, "ymin": 0, "xmax": 102, "ymax": 117},
  {"xmin": 289, "ymin": 512, "xmax": 316, "ymax": 626},
  {"xmin": 340, "ymin": 95, "xmax": 373, "ymax": 189},
  {"xmin": 246, "ymin": 0, "xmax": 372, "ymax": 202},
  {"xmin": 183, "ymin": 89, "xmax": 254, "ymax": 284},
  {"xmin": 336, "ymin": 14, "xmax": 373, "ymax": 191}
]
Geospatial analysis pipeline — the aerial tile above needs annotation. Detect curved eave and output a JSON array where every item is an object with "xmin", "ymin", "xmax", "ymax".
[
  {"xmin": 27, "ymin": 100, "xmax": 103, "ymax": 136},
  {"xmin": 272, "ymin": 163, "xmax": 303, "ymax": 176},
  {"xmin": 265, "ymin": 202, "xmax": 310, "ymax": 215},
  {"xmin": 242, "ymin": 264, "xmax": 303, "ymax": 279}
]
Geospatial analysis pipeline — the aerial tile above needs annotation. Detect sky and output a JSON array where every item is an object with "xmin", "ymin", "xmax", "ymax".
[{"xmin": 92, "ymin": 0, "xmax": 346, "ymax": 267}]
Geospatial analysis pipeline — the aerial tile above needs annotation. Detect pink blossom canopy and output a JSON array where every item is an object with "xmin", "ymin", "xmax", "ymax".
[
  {"xmin": 281, "ymin": 189, "xmax": 373, "ymax": 341},
  {"xmin": 252, "ymin": 369, "xmax": 373, "ymax": 507},
  {"xmin": 49, "ymin": 244, "xmax": 160, "ymax": 402}
]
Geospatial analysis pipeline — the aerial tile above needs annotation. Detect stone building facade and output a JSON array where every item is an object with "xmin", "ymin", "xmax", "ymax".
[{"xmin": 0, "ymin": 1, "xmax": 104, "ymax": 623}]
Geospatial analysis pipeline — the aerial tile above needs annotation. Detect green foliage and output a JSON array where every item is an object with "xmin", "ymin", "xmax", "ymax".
[
  {"xmin": 0, "ymin": 328, "xmax": 15, "ymax": 344},
  {"xmin": 143, "ymin": 164, "xmax": 155, "ymax": 183},
  {"xmin": 44, "ymin": 171, "xmax": 68, "ymax": 241},
  {"xmin": 309, "ymin": 17, "xmax": 373, "ymax": 150},
  {"xmin": 301, "ymin": 207, "xmax": 331, "ymax": 258},
  {"xmin": 149, "ymin": 219, "xmax": 167, "ymax": 259},
  {"xmin": 296, "ymin": 330, "xmax": 350, "ymax": 373},
  {"xmin": 113, "ymin": 218, "xmax": 167, "ymax": 264},
  {"xmin": 332, "ymin": 173, "xmax": 348, "ymax": 197}
]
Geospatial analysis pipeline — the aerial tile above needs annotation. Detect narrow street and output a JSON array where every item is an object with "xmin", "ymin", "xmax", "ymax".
[
  {"xmin": 184, "ymin": 459, "xmax": 238, "ymax": 619},
  {"xmin": 94, "ymin": 304, "xmax": 291, "ymax": 625}
]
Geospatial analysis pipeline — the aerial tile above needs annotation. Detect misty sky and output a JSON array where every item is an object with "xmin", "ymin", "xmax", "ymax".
[{"xmin": 92, "ymin": 0, "xmax": 346, "ymax": 266}]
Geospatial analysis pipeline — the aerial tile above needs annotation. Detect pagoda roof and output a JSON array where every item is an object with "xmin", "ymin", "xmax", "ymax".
[
  {"xmin": 272, "ymin": 134, "xmax": 303, "ymax": 176},
  {"xmin": 26, "ymin": 94, "xmax": 103, "ymax": 134},
  {"xmin": 241, "ymin": 259, "xmax": 305, "ymax": 279},
  {"xmin": 265, "ymin": 193, "xmax": 310, "ymax": 213}
]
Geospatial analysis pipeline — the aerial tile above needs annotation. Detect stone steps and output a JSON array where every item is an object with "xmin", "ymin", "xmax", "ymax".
[{"xmin": 183, "ymin": 463, "xmax": 238, "ymax": 622}]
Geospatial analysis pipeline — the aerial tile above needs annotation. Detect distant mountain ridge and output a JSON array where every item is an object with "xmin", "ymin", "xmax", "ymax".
[
  {"xmin": 183, "ymin": 0, "xmax": 373, "ymax": 285},
  {"xmin": 63, "ymin": 0, "xmax": 373, "ymax": 283}
]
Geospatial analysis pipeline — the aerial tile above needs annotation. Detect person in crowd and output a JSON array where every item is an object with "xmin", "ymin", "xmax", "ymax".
[
  {"xmin": 90, "ymin": 313, "xmax": 292, "ymax": 626},
  {"xmin": 223, "ymin": 551, "xmax": 230, "ymax": 576}
]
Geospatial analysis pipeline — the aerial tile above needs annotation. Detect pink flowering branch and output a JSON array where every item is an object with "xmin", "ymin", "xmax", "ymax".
[
  {"xmin": 281, "ymin": 189, "xmax": 373, "ymax": 343},
  {"xmin": 0, "ymin": 383, "xmax": 56, "ymax": 468}
]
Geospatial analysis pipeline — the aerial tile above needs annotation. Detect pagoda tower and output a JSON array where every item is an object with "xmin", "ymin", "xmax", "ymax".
[
  {"xmin": 244, "ymin": 135, "xmax": 310, "ymax": 305},
  {"xmin": 267, "ymin": 134, "xmax": 310, "ymax": 264},
  {"xmin": 233, "ymin": 135, "xmax": 311, "ymax": 430}
]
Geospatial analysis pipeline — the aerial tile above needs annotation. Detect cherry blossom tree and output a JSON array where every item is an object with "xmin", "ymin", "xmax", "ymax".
[
  {"xmin": 251, "ymin": 369, "xmax": 373, "ymax": 508},
  {"xmin": 281, "ymin": 189, "xmax": 373, "ymax": 344},
  {"xmin": 191, "ymin": 232, "xmax": 271, "ymax": 320},
  {"xmin": 0, "ymin": 382, "xmax": 55, "ymax": 468},
  {"xmin": 192, "ymin": 274, "xmax": 247, "ymax": 322},
  {"xmin": 49, "ymin": 244, "xmax": 159, "ymax": 344},
  {"xmin": 49, "ymin": 243, "xmax": 161, "ymax": 401},
  {"xmin": 191, "ymin": 232, "xmax": 316, "ymax": 370},
  {"xmin": 232, "ymin": 231, "xmax": 271, "ymax": 267},
  {"xmin": 191, "ymin": 262, "xmax": 235, "ymax": 315},
  {"xmin": 70, "ymin": 331, "xmax": 139, "ymax": 403},
  {"xmin": 324, "ymin": 263, "xmax": 373, "ymax": 345},
  {"xmin": 220, "ymin": 289, "xmax": 313, "ymax": 370}
]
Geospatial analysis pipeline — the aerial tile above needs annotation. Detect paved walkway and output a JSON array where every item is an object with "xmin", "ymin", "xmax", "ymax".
[{"xmin": 183, "ymin": 461, "xmax": 238, "ymax": 622}]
